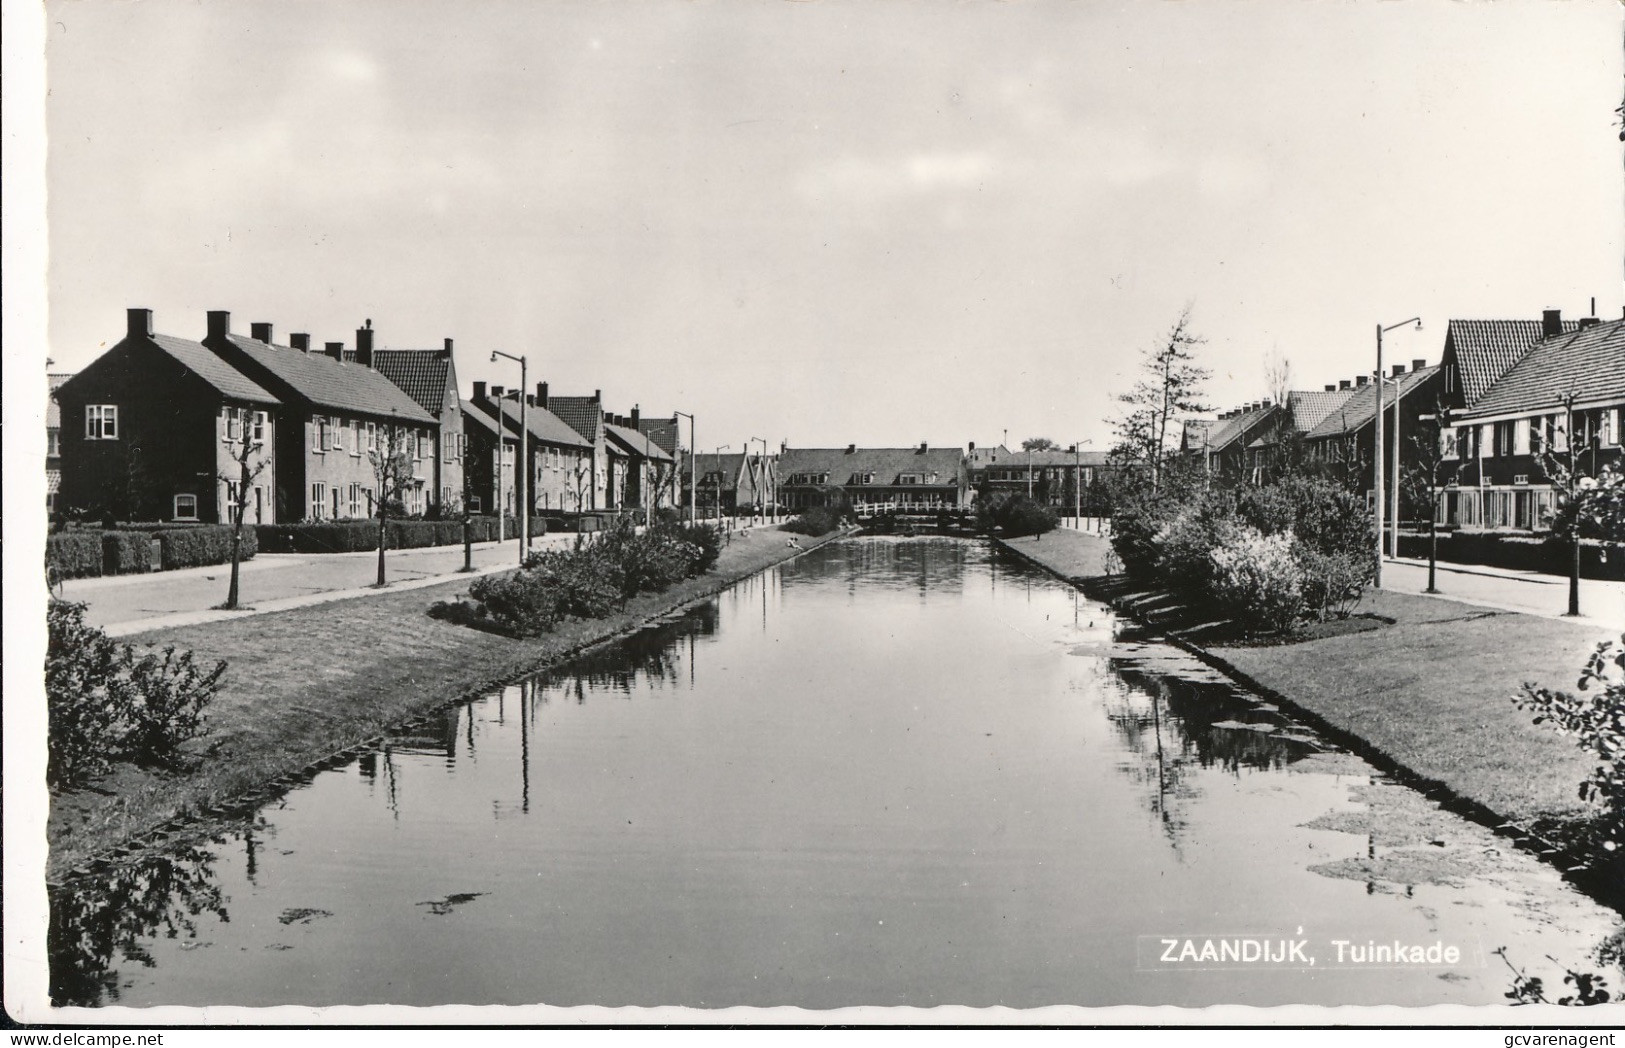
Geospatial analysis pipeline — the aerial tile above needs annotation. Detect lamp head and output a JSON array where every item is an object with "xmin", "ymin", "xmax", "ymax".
[
  {"xmin": 1414, "ymin": 320, "xmax": 1423, "ymax": 332},
  {"xmin": 489, "ymin": 351, "xmax": 498, "ymax": 363}
]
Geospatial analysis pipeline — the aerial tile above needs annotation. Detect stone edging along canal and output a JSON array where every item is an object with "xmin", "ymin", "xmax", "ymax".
[
  {"xmin": 992, "ymin": 535, "xmax": 1623, "ymax": 912},
  {"xmin": 47, "ymin": 525, "xmax": 856, "ymax": 888}
]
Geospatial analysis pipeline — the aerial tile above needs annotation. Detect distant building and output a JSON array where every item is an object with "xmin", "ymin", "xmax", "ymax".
[
  {"xmin": 47, "ymin": 371, "xmax": 73, "ymax": 515},
  {"xmin": 965, "ymin": 443, "xmax": 1111, "ymax": 512},
  {"xmin": 459, "ymin": 397, "xmax": 518, "ymax": 517},
  {"xmin": 468, "ymin": 382, "xmax": 595, "ymax": 516},
  {"xmin": 544, "ymin": 388, "xmax": 610, "ymax": 511},
  {"xmin": 372, "ymin": 338, "xmax": 465, "ymax": 514},
  {"xmin": 778, "ymin": 444, "xmax": 966, "ymax": 514},
  {"xmin": 1302, "ymin": 363, "xmax": 1445, "ymax": 506},
  {"xmin": 603, "ymin": 413, "xmax": 677, "ymax": 514}
]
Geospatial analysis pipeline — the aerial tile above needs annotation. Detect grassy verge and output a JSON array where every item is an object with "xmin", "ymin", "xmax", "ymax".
[
  {"xmin": 48, "ymin": 526, "xmax": 847, "ymax": 880},
  {"xmin": 997, "ymin": 530, "xmax": 1609, "ymax": 834}
]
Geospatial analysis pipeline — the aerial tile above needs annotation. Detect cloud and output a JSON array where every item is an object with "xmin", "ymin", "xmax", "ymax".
[{"xmin": 797, "ymin": 151, "xmax": 995, "ymax": 200}]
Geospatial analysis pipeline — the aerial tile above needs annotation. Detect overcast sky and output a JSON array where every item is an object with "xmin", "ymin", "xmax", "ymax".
[{"xmin": 37, "ymin": 0, "xmax": 1624, "ymax": 451}]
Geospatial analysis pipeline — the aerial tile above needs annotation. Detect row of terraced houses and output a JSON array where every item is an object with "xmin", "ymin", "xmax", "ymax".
[
  {"xmin": 1181, "ymin": 308, "xmax": 1625, "ymax": 531},
  {"xmin": 51, "ymin": 309, "xmax": 681, "ymax": 526}
]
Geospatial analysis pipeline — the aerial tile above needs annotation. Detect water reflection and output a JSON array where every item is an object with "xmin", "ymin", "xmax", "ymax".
[{"xmin": 46, "ymin": 538, "xmax": 1624, "ymax": 1009}]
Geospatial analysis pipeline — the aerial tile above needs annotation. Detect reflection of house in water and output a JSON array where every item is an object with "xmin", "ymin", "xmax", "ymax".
[{"xmin": 535, "ymin": 604, "xmax": 720, "ymax": 697}]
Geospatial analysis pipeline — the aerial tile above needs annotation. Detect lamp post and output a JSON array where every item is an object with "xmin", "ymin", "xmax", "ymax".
[
  {"xmin": 1417, "ymin": 406, "xmax": 1454, "ymax": 595},
  {"xmin": 490, "ymin": 350, "xmax": 528, "ymax": 563},
  {"xmin": 748, "ymin": 436, "xmax": 769, "ymax": 522},
  {"xmin": 710, "ymin": 445, "xmax": 730, "ymax": 521},
  {"xmin": 674, "ymin": 410, "xmax": 696, "ymax": 523},
  {"xmin": 1071, "ymin": 439, "xmax": 1092, "ymax": 529},
  {"xmin": 1373, "ymin": 317, "xmax": 1421, "ymax": 588}
]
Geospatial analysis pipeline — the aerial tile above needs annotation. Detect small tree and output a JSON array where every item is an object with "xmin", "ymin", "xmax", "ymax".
[
  {"xmin": 1113, "ymin": 307, "xmax": 1210, "ymax": 491},
  {"xmin": 1404, "ymin": 398, "xmax": 1461, "ymax": 594},
  {"xmin": 216, "ymin": 408, "xmax": 271, "ymax": 610},
  {"xmin": 1539, "ymin": 393, "xmax": 1602, "ymax": 617},
  {"xmin": 370, "ymin": 421, "xmax": 416, "ymax": 587},
  {"xmin": 1021, "ymin": 437, "xmax": 1057, "ymax": 452},
  {"xmin": 570, "ymin": 457, "xmax": 593, "ymax": 514}
]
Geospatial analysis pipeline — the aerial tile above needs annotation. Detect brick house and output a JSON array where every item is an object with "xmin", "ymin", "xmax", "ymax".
[
  {"xmin": 1301, "ymin": 363, "xmax": 1445, "ymax": 510},
  {"xmin": 201, "ymin": 312, "xmax": 438, "ymax": 522},
  {"xmin": 54, "ymin": 308, "xmax": 282, "ymax": 524},
  {"xmin": 459, "ymin": 397, "xmax": 518, "ymax": 517},
  {"xmin": 1439, "ymin": 315, "xmax": 1624, "ymax": 530},
  {"xmin": 468, "ymin": 382, "xmax": 595, "ymax": 516},
  {"xmin": 965, "ymin": 443, "xmax": 1111, "ymax": 511},
  {"xmin": 544, "ymin": 389, "xmax": 610, "ymax": 511},
  {"xmin": 778, "ymin": 444, "xmax": 966, "ymax": 514},
  {"xmin": 372, "ymin": 339, "xmax": 465, "ymax": 514},
  {"xmin": 604, "ymin": 413, "xmax": 677, "ymax": 514}
]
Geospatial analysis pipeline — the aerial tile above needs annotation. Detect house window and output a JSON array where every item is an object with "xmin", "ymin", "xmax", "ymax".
[
  {"xmin": 469, "ymin": 495, "xmax": 482, "ymax": 513},
  {"xmin": 416, "ymin": 431, "xmax": 428, "ymax": 461},
  {"xmin": 351, "ymin": 420, "xmax": 362, "ymax": 455},
  {"xmin": 86, "ymin": 404, "xmax": 118, "ymax": 439},
  {"xmin": 253, "ymin": 411, "xmax": 267, "ymax": 443},
  {"xmin": 367, "ymin": 421, "xmax": 378, "ymax": 453},
  {"xmin": 47, "ymin": 428, "xmax": 60, "ymax": 457},
  {"xmin": 1605, "ymin": 409, "xmax": 1621, "ymax": 447},
  {"xmin": 224, "ymin": 481, "xmax": 238, "ymax": 520},
  {"xmin": 333, "ymin": 417, "xmax": 345, "ymax": 452},
  {"xmin": 442, "ymin": 485, "xmax": 452, "ymax": 508},
  {"xmin": 315, "ymin": 416, "xmax": 329, "ymax": 452},
  {"xmin": 899, "ymin": 473, "xmax": 922, "ymax": 485},
  {"xmin": 1493, "ymin": 421, "xmax": 1515, "ymax": 458},
  {"xmin": 1513, "ymin": 419, "xmax": 1531, "ymax": 456},
  {"xmin": 1456, "ymin": 425, "xmax": 1478, "ymax": 459},
  {"xmin": 310, "ymin": 482, "xmax": 327, "ymax": 520},
  {"xmin": 174, "ymin": 493, "xmax": 199, "ymax": 521},
  {"xmin": 333, "ymin": 487, "xmax": 343, "ymax": 519},
  {"xmin": 224, "ymin": 407, "xmax": 242, "ymax": 442},
  {"xmin": 349, "ymin": 483, "xmax": 362, "ymax": 518},
  {"xmin": 444, "ymin": 432, "xmax": 458, "ymax": 462}
]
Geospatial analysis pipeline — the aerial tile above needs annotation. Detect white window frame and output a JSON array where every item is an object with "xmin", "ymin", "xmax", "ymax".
[
  {"xmin": 310, "ymin": 482, "xmax": 327, "ymax": 520},
  {"xmin": 332, "ymin": 416, "xmax": 344, "ymax": 453},
  {"xmin": 1513, "ymin": 418, "xmax": 1530, "ymax": 456},
  {"xmin": 86, "ymin": 404, "xmax": 118, "ymax": 440},
  {"xmin": 48, "ymin": 429, "xmax": 60, "ymax": 457},
  {"xmin": 225, "ymin": 406, "xmax": 242, "ymax": 442},
  {"xmin": 367, "ymin": 421, "xmax": 379, "ymax": 453},
  {"xmin": 252, "ymin": 410, "xmax": 267, "ymax": 444},
  {"xmin": 349, "ymin": 483, "xmax": 362, "ymax": 518},
  {"xmin": 173, "ymin": 493, "xmax": 199, "ymax": 521}
]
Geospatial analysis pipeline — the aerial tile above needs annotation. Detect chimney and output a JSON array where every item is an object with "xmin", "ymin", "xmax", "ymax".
[
  {"xmin": 442, "ymin": 338, "xmax": 454, "ymax": 358},
  {"xmin": 355, "ymin": 321, "xmax": 374, "ymax": 368},
  {"xmin": 1412, "ymin": 358, "xmax": 1426, "ymax": 371},
  {"xmin": 291, "ymin": 333, "xmax": 311, "ymax": 353},
  {"xmin": 1324, "ymin": 384, "xmax": 1336, "ymax": 392},
  {"xmin": 473, "ymin": 381, "xmax": 487, "ymax": 402},
  {"xmin": 536, "ymin": 381, "xmax": 548, "ymax": 408},
  {"xmin": 1391, "ymin": 363, "xmax": 1406, "ymax": 377},
  {"xmin": 781, "ymin": 440, "xmax": 788, "ymax": 453},
  {"xmin": 919, "ymin": 441, "xmax": 927, "ymax": 453},
  {"xmin": 250, "ymin": 322, "xmax": 273, "ymax": 344},
  {"xmin": 526, "ymin": 394, "xmax": 535, "ymax": 407},
  {"xmin": 1542, "ymin": 309, "xmax": 1563, "ymax": 337},
  {"xmin": 206, "ymin": 310, "xmax": 231, "ymax": 341},
  {"xmin": 968, "ymin": 441, "xmax": 976, "ymax": 452},
  {"xmin": 631, "ymin": 405, "xmax": 640, "ymax": 427},
  {"xmin": 1356, "ymin": 375, "xmax": 1370, "ymax": 387},
  {"xmin": 1579, "ymin": 317, "xmax": 1601, "ymax": 329},
  {"xmin": 1261, "ymin": 399, "xmax": 1272, "ymax": 408},
  {"xmin": 325, "ymin": 342, "xmax": 345, "ymax": 362},
  {"xmin": 1339, "ymin": 379, "xmax": 1351, "ymax": 390},
  {"xmin": 594, "ymin": 389, "xmax": 601, "ymax": 402},
  {"xmin": 846, "ymin": 444, "xmax": 856, "ymax": 454},
  {"xmin": 126, "ymin": 308, "xmax": 153, "ymax": 340},
  {"xmin": 491, "ymin": 385, "xmax": 504, "ymax": 399}
]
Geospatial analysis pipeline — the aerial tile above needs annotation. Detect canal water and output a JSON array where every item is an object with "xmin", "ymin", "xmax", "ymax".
[{"xmin": 50, "ymin": 538, "xmax": 1621, "ymax": 1010}]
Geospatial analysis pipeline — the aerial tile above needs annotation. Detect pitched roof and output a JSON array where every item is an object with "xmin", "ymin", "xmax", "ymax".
[
  {"xmin": 1286, "ymin": 389, "xmax": 1357, "ymax": 433},
  {"xmin": 1446, "ymin": 319, "xmax": 1577, "ymax": 406},
  {"xmin": 460, "ymin": 399, "xmax": 515, "ymax": 441},
  {"xmin": 1461, "ymin": 319, "xmax": 1625, "ymax": 419},
  {"xmin": 477, "ymin": 396, "xmax": 594, "ymax": 449},
  {"xmin": 687, "ymin": 452, "xmax": 747, "ymax": 486},
  {"xmin": 778, "ymin": 446, "xmax": 964, "ymax": 486},
  {"xmin": 637, "ymin": 417, "xmax": 681, "ymax": 456},
  {"xmin": 1305, "ymin": 366, "xmax": 1442, "ymax": 440},
  {"xmin": 547, "ymin": 395, "xmax": 602, "ymax": 443},
  {"xmin": 145, "ymin": 335, "xmax": 282, "ymax": 404},
  {"xmin": 604, "ymin": 421, "xmax": 674, "ymax": 462},
  {"xmin": 1205, "ymin": 403, "xmax": 1280, "ymax": 453},
  {"xmin": 218, "ymin": 334, "xmax": 434, "ymax": 422},
  {"xmin": 966, "ymin": 444, "xmax": 1106, "ymax": 468},
  {"xmin": 371, "ymin": 349, "xmax": 452, "ymax": 416},
  {"xmin": 1180, "ymin": 420, "xmax": 1215, "ymax": 452}
]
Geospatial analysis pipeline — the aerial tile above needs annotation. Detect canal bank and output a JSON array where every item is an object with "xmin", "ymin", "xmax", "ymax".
[
  {"xmin": 46, "ymin": 524, "xmax": 852, "ymax": 881},
  {"xmin": 995, "ymin": 529, "xmax": 1620, "ymax": 900}
]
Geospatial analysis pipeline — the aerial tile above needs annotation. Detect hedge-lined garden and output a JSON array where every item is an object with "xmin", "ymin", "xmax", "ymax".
[
  {"xmin": 445, "ymin": 518, "xmax": 723, "ymax": 637},
  {"xmin": 252, "ymin": 516, "xmax": 511, "ymax": 554},
  {"xmin": 1396, "ymin": 530, "xmax": 1622, "ymax": 581},
  {"xmin": 47, "ymin": 525, "xmax": 259, "ymax": 580}
]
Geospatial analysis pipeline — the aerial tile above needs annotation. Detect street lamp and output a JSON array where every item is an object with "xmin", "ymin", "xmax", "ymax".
[
  {"xmin": 748, "ymin": 436, "xmax": 769, "ymax": 522},
  {"xmin": 1071, "ymin": 439, "xmax": 1092, "ymax": 529},
  {"xmin": 1417, "ymin": 406, "xmax": 1454, "ymax": 595},
  {"xmin": 674, "ymin": 410, "xmax": 696, "ymax": 523},
  {"xmin": 490, "ymin": 350, "xmax": 528, "ymax": 563},
  {"xmin": 710, "ymin": 445, "xmax": 730, "ymax": 522},
  {"xmin": 1373, "ymin": 317, "xmax": 1421, "ymax": 588}
]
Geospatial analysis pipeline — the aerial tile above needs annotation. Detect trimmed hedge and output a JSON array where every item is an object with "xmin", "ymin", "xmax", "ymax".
[
  {"xmin": 1398, "ymin": 531, "xmax": 1623, "ymax": 581},
  {"xmin": 253, "ymin": 516, "xmax": 510, "ymax": 554},
  {"xmin": 102, "ymin": 532, "xmax": 154, "ymax": 576},
  {"xmin": 157, "ymin": 526, "xmax": 257, "ymax": 571},
  {"xmin": 47, "ymin": 533, "xmax": 104, "ymax": 580}
]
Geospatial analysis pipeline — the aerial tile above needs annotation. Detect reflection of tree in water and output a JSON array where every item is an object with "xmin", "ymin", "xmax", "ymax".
[
  {"xmin": 1100, "ymin": 673, "xmax": 1198, "ymax": 856},
  {"xmin": 49, "ymin": 842, "xmax": 232, "ymax": 1007},
  {"xmin": 536, "ymin": 603, "xmax": 718, "ymax": 698}
]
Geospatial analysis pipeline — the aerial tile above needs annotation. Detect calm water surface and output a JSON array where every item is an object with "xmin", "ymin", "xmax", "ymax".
[{"xmin": 51, "ymin": 539, "xmax": 1621, "ymax": 1009}]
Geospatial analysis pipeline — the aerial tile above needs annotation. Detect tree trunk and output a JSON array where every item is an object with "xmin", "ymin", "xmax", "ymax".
[
  {"xmin": 1426, "ymin": 492, "xmax": 1439, "ymax": 594},
  {"xmin": 226, "ymin": 523, "xmax": 242, "ymax": 609},
  {"xmin": 1568, "ymin": 534, "xmax": 1581, "ymax": 617},
  {"xmin": 377, "ymin": 510, "xmax": 388, "ymax": 587}
]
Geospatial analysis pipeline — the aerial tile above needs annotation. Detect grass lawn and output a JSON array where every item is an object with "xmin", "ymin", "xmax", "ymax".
[
  {"xmin": 48, "ymin": 525, "xmax": 845, "ymax": 880},
  {"xmin": 999, "ymin": 529, "xmax": 1613, "ymax": 836}
]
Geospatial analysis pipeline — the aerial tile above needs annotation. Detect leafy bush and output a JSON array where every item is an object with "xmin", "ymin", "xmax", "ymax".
[
  {"xmin": 670, "ymin": 522, "xmax": 722, "ymax": 574},
  {"xmin": 46, "ymin": 533, "xmax": 105, "ymax": 581},
  {"xmin": 996, "ymin": 496, "xmax": 1059, "ymax": 538},
  {"xmin": 102, "ymin": 532, "xmax": 153, "ymax": 575},
  {"xmin": 1297, "ymin": 548, "xmax": 1373, "ymax": 622},
  {"xmin": 156, "ymin": 525, "xmax": 256, "ymax": 570},
  {"xmin": 1109, "ymin": 487, "xmax": 1179, "ymax": 580},
  {"xmin": 46, "ymin": 601, "xmax": 226, "ymax": 790},
  {"xmin": 1514, "ymin": 634, "xmax": 1625, "ymax": 874},
  {"xmin": 786, "ymin": 505, "xmax": 843, "ymax": 536},
  {"xmin": 469, "ymin": 567, "xmax": 567, "ymax": 637},
  {"xmin": 1208, "ymin": 523, "xmax": 1305, "ymax": 635}
]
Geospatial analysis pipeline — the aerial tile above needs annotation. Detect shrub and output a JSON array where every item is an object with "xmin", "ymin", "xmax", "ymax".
[
  {"xmin": 997, "ymin": 496, "xmax": 1059, "ymax": 538},
  {"xmin": 468, "ymin": 568, "xmax": 566, "ymax": 637},
  {"xmin": 1297, "ymin": 548, "xmax": 1373, "ymax": 622},
  {"xmin": 46, "ymin": 601, "xmax": 226, "ymax": 790},
  {"xmin": 786, "ymin": 505, "xmax": 843, "ymax": 536},
  {"xmin": 1208, "ymin": 523, "xmax": 1305, "ymax": 635},
  {"xmin": 669, "ymin": 522, "xmax": 722, "ymax": 575},
  {"xmin": 46, "ymin": 533, "xmax": 105, "ymax": 581},
  {"xmin": 156, "ymin": 525, "xmax": 256, "ymax": 570},
  {"xmin": 102, "ymin": 532, "xmax": 154, "ymax": 575},
  {"xmin": 1109, "ymin": 487, "xmax": 1178, "ymax": 580},
  {"xmin": 1514, "ymin": 634, "xmax": 1625, "ymax": 877}
]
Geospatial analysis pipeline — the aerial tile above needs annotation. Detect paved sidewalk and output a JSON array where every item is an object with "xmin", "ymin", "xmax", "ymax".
[
  {"xmin": 63, "ymin": 533, "xmax": 579, "ymax": 636},
  {"xmin": 1378, "ymin": 554, "xmax": 1625, "ymax": 631}
]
